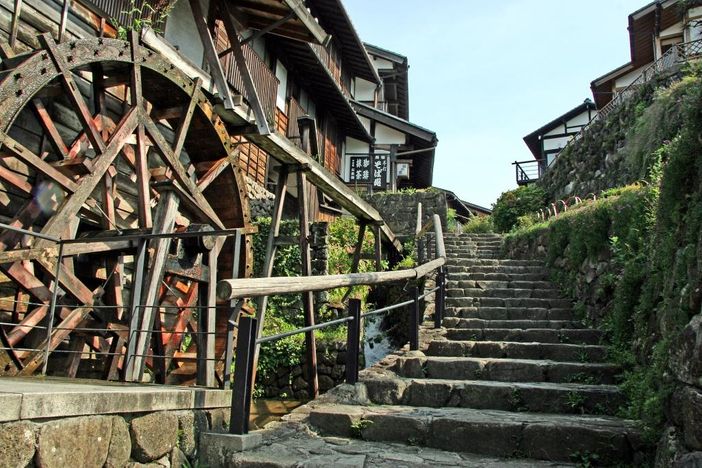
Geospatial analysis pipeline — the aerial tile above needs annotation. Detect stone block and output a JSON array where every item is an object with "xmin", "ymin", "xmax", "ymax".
[
  {"xmin": 0, "ymin": 421, "xmax": 36, "ymax": 468},
  {"xmin": 198, "ymin": 432, "xmax": 262, "ymax": 466},
  {"xmin": 680, "ymin": 386, "xmax": 702, "ymax": 450},
  {"xmin": 175, "ymin": 410, "xmax": 207, "ymax": 459},
  {"xmin": 362, "ymin": 413, "xmax": 429, "ymax": 444},
  {"xmin": 105, "ymin": 416, "xmax": 131, "ymax": 468},
  {"xmin": 207, "ymin": 408, "xmax": 230, "ymax": 433},
  {"xmin": 36, "ymin": 416, "xmax": 113, "ymax": 468},
  {"xmin": 308, "ymin": 406, "xmax": 363, "ymax": 438},
  {"xmin": 674, "ymin": 452, "xmax": 702, "ymax": 468},
  {"xmin": 0, "ymin": 393, "xmax": 21, "ymax": 422},
  {"xmin": 130, "ymin": 412, "xmax": 178, "ymax": 463},
  {"xmin": 406, "ymin": 381, "xmax": 451, "ymax": 408},
  {"xmin": 429, "ymin": 417, "xmax": 521, "ymax": 457},
  {"xmin": 671, "ymin": 313, "xmax": 702, "ymax": 388},
  {"xmin": 364, "ymin": 379, "xmax": 408, "ymax": 405}
]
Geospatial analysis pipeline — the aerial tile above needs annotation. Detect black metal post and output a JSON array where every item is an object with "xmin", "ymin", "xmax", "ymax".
[
  {"xmin": 345, "ymin": 299, "xmax": 361, "ymax": 384},
  {"xmin": 230, "ymin": 315, "xmax": 257, "ymax": 435},
  {"xmin": 410, "ymin": 286, "xmax": 420, "ymax": 351},
  {"xmin": 435, "ymin": 268, "xmax": 445, "ymax": 329}
]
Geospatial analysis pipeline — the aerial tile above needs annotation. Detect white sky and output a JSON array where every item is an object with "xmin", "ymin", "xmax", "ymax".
[{"xmin": 344, "ymin": 0, "xmax": 645, "ymax": 208}]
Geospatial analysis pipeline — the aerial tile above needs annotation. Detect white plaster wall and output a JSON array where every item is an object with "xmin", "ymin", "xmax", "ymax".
[
  {"xmin": 615, "ymin": 66, "xmax": 646, "ymax": 89},
  {"xmin": 372, "ymin": 56, "xmax": 394, "ymax": 71},
  {"xmin": 543, "ymin": 137, "xmax": 570, "ymax": 152},
  {"xmin": 164, "ymin": 0, "xmax": 210, "ymax": 67},
  {"xmin": 374, "ymin": 123, "xmax": 407, "ymax": 145},
  {"xmin": 544, "ymin": 124, "xmax": 566, "ymax": 137},
  {"xmin": 354, "ymin": 78, "xmax": 376, "ymax": 102},
  {"xmin": 275, "ymin": 60, "xmax": 288, "ymax": 111},
  {"xmin": 567, "ymin": 111, "xmax": 592, "ymax": 128}
]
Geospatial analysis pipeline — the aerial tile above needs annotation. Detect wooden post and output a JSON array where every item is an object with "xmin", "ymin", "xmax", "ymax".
[
  {"xmin": 373, "ymin": 224, "xmax": 383, "ymax": 271},
  {"xmin": 297, "ymin": 168, "xmax": 318, "ymax": 399},
  {"xmin": 341, "ymin": 221, "xmax": 366, "ymax": 303},
  {"xmin": 223, "ymin": 232, "xmax": 243, "ymax": 388},
  {"xmin": 10, "ymin": 0, "xmax": 22, "ymax": 49},
  {"xmin": 197, "ymin": 237, "xmax": 223, "ymax": 387},
  {"xmin": 129, "ymin": 192, "xmax": 180, "ymax": 381},
  {"xmin": 345, "ymin": 299, "xmax": 361, "ymax": 384},
  {"xmin": 254, "ymin": 165, "xmax": 289, "ymax": 363}
]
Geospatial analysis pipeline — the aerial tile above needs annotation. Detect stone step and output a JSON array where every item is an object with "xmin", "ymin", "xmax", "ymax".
[
  {"xmin": 445, "ymin": 328, "xmax": 603, "ymax": 345},
  {"xmin": 363, "ymin": 378, "xmax": 624, "ymax": 416},
  {"xmin": 446, "ymin": 306, "xmax": 575, "ymax": 321},
  {"xmin": 426, "ymin": 340, "xmax": 608, "ymax": 362},
  {"xmin": 448, "ymin": 265, "xmax": 549, "ymax": 275},
  {"xmin": 450, "ymin": 259, "xmax": 544, "ymax": 267},
  {"xmin": 309, "ymin": 404, "xmax": 641, "ymax": 464},
  {"xmin": 442, "ymin": 317, "xmax": 585, "ymax": 330},
  {"xmin": 391, "ymin": 356, "xmax": 619, "ymax": 384},
  {"xmin": 448, "ymin": 272, "xmax": 549, "ymax": 282},
  {"xmin": 447, "ymin": 287, "xmax": 562, "ymax": 299},
  {"xmin": 447, "ymin": 297, "xmax": 572, "ymax": 309},
  {"xmin": 449, "ymin": 280, "xmax": 556, "ymax": 290}
]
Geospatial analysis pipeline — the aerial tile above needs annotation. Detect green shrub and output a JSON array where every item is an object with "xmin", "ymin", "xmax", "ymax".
[
  {"xmin": 462, "ymin": 215, "xmax": 494, "ymax": 233},
  {"xmin": 491, "ymin": 185, "xmax": 547, "ymax": 233}
]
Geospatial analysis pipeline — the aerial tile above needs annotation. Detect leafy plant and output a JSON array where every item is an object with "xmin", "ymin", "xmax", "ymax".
[
  {"xmin": 462, "ymin": 215, "xmax": 494, "ymax": 233},
  {"xmin": 350, "ymin": 419, "xmax": 373, "ymax": 438},
  {"xmin": 112, "ymin": 0, "xmax": 176, "ymax": 40}
]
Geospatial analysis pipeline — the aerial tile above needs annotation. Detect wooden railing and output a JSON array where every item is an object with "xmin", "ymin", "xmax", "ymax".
[
  {"xmin": 219, "ymin": 213, "xmax": 447, "ymax": 435},
  {"xmin": 552, "ymin": 38, "xmax": 702, "ymax": 167},
  {"xmin": 512, "ymin": 159, "xmax": 545, "ymax": 185},
  {"xmin": 221, "ymin": 44, "xmax": 279, "ymax": 125}
]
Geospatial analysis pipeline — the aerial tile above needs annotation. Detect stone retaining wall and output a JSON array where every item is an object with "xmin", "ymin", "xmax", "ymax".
[
  {"xmin": 365, "ymin": 191, "xmax": 447, "ymax": 240},
  {"xmin": 0, "ymin": 407, "xmax": 232, "ymax": 467},
  {"xmin": 259, "ymin": 341, "xmax": 361, "ymax": 400},
  {"xmin": 0, "ymin": 380, "xmax": 232, "ymax": 468}
]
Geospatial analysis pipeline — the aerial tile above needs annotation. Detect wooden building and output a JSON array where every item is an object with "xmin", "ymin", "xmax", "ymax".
[{"xmin": 0, "ymin": 0, "xmax": 402, "ymax": 387}]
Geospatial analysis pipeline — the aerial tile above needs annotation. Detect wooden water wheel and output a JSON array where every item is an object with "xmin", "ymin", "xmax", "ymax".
[{"xmin": 0, "ymin": 33, "xmax": 253, "ymax": 386}]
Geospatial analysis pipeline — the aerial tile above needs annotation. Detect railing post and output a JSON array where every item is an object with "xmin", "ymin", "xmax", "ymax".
[
  {"xmin": 230, "ymin": 315, "xmax": 258, "ymax": 435},
  {"xmin": 434, "ymin": 268, "xmax": 445, "ymax": 329},
  {"xmin": 345, "ymin": 299, "xmax": 361, "ymax": 385},
  {"xmin": 410, "ymin": 286, "xmax": 420, "ymax": 351}
]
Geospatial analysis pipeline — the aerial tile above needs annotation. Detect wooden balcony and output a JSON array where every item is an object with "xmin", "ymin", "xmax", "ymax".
[{"xmin": 513, "ymin": 159, "xmax": 545, "ymax": 186}]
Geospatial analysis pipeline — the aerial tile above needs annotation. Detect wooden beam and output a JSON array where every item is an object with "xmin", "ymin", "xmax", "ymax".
[
  {"xmin": 10, "ymin": 0, "xmax": 22, "ymax": 49},
  {"xmin": 188, "ymin": 0, "xmax": 235, "ymax": 109},
  {"xmin": 253, "ymin": 164, "xmax": 288, "ymax": 363},
  {"xmin": 197, "ymin": 237, "xmax": 222, "ymax": 387},
  {"xmin": 129, "ymin": 191, "xmax": 180, "ymax": 381},
  {"xmin": 219, "ymin": 0, "xmax": 271, "ymax": 134},
  {"xmin": 143, "ymin": 114, "xmax": 225, "ymax": 229},
  {"xmin": 0, "ymin": 131, "xmax": 78, "ymax": 193},
  {"xmin": 38, "ymin": 34, "xmax": 106, "ymax": 154},
  {"xmin": 35, "ymin": 107, "xmax": 139, "ymax": 243},
  {"xmin": 31, "ymin": 98, "xmax": 70, "ymax": 158}
]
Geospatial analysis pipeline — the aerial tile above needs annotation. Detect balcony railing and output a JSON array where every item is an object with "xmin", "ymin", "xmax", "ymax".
[
  {"xmin": 220, "ymin": 44, "xmax": 279, "ymax": 126},
  {"xmin": 513, "ymin": 159, "xmax": 545, "ymax": 185}
]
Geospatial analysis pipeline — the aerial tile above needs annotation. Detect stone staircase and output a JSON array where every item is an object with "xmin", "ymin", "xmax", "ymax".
[
  {"xmin": 221, "ymin": 233, "xmax": 646, "ymax": 466},
  {"xmin": 306, "ymin": 233, "xmax": 645, "ymax": 465}
]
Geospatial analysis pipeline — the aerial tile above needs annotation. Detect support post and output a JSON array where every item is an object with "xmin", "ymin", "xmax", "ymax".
[
  {"xmin": 435, "ymin": 267, "xmax": 445, "ymax": 329},
  {"xmin": 230, "ymin": 315, "xmax": 257, "ymax": 435},
  {"xmin": 373, "ymin": 224, "xmax": 382, "ymax": 271},
  {"xmin": 254, "ymin": 165, "xmax": 288, "ymax": 366},
  {"xmin": 410, "ymin": 286, "xmax": 420, "ymax": 351},
  {"xmin": 297, "ymin": 168, "xmax": 319, "ymax": 398},
  {"xmin": 345, "ymin": 299, "xmax": 361, "ymax": 384}
]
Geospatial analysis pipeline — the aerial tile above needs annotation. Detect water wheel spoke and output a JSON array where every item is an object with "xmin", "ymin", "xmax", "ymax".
[{"xmin": 36, "ymin": 106, "xmax": 139, "ymax": 242}]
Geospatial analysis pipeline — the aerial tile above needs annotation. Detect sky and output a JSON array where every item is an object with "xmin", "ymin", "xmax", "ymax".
[{"xmin": 343, "ymin": 0, "xmax": 645, "ymax": 208}]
